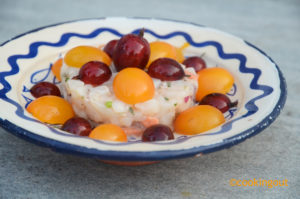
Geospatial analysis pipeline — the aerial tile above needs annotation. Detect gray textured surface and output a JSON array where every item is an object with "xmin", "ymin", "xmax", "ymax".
[{"xmin": 0, "ymin": 0, "xmax": 299, "ymax": 198}]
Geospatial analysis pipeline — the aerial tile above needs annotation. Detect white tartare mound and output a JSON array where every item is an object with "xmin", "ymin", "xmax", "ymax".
[{"xmin": 60, "ymin": 63, "xmax": 198, "ymax": 129}]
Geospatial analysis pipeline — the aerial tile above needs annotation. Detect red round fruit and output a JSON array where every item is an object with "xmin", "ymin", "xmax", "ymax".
[
  {"xmin": 78, "ymin": 61, "xmax": 112, "ymax": 86},
  {"xmin": 199, "ymin": 93, "xmax": 237, "ymax": 113},
  {"xmin": 142, "ymin": 124, "xmax": 174, "ymax": 142},
  {"xmin": 61, "ymin": 117, "xmax": 92, "ymax": 136},
  {"xmin": 103, "ymin": 39, "xmax": 118, "ymax": 58},
  {"xmin": 147, "ymin": 58, "xmax": 185, "ymax": 81},
  {"xmin": 30, "ymin": 82, "xmax": 61, "ymax": 98},
  {"xmin": 183, "ymin": 56, "xmax": 206, "ymax": 72},
  {"xmin": 113, "ymin": 30, "xmax": 150, "ymax": 72}
]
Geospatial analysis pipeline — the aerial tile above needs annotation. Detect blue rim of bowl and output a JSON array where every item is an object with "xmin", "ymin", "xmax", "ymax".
[{"xmin": 0, "ymin": 17, "xmax": 287, "ymax": 161}]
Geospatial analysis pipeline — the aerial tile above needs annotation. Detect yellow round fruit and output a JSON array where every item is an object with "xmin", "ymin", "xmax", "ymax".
[
  {"xmin": 64, "ymin": 46, "xmax": 111, "ymax": 68},
  {"xmin": 147, "ymin": 41, "xmax": 177, "ymax": 67},
  {"xmin": 174, "ymin": 105, "xmax": 225, "ymax": 135},
  {"xmin": 89, "ymin": 124, "xmax": 127, "ymax": 142},
  {"xmin": 51, "ymin": 58, "xmax": 63, "ymax": 81},
  {"xmin": 196, "ymin": 67, "xmax": 234, "ymax": 101},
  {"xmin": 113, "ymin": 68, "xmax": 155, "ymax": 104},
  {"xmin": 27, "ymin": 96, "xmax": 75, "ymax": 124}
]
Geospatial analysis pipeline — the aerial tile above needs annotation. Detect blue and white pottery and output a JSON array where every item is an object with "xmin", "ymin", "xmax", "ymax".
[{"xmin": 0, "ymin": 17, "xmax": 287, "ymax": 163}]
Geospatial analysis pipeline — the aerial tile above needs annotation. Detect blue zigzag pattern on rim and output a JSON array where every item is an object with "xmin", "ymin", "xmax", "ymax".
[{"xmin": 0, "ymin": 27, "xmax": 273, "ymax": 146}]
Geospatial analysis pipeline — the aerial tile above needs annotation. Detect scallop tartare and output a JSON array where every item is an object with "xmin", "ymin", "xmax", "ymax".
[{"xmin": 27, "ymin": 29, "xmax": 236, "ymax": 142}]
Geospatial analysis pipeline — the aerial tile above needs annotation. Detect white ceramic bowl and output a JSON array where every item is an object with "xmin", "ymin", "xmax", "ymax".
[{"xmin": 0, "ymin": 17, "xmax": 287, "ymax": 163}]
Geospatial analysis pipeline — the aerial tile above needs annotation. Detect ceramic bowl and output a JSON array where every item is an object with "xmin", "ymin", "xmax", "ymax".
[{"xmin": 0, "ymin": 17, "xmax": 287, "ymax": 164}]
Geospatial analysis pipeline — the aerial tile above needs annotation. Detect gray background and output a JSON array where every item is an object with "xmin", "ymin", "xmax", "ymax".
[{"xmin": 0, "ymin": 0, "xmax": 299, "ymax": 198}]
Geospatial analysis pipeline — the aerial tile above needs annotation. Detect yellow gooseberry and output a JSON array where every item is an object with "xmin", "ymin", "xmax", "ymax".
[
  {"xmin": 113, "ymin": 68, "xmax": 155, "ymax": 104},
  {"xmin": 64, "ymin": 46, "xmax": 111, "ymax": 68},
  {"xmin": 147, "ymin": 41, "xmax": 177, "ymax": 68},
  {"xmin": 27, "ymin": 96, "xmax": 75, "ymax": 124},
  {"xmin": 174, "ymin": 105, "xmax": 225, "ymax": 135},
  {"xmin": 196, "ymin": 67, "xmax": 234, "ymax": 101},
  {"xmin": 147, "ymin": 41, "xmax": 189, "ymax": 67},
  {"xmin": 89, "ymin": 124, "xmax": 127, "ymax": 142},
  {"xmin": 51, "ymin": 58, "xmax": 63, "ymax": 81}
]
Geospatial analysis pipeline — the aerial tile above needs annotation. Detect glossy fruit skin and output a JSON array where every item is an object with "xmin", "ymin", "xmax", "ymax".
[
  {"xmin": 113, "ymin": 33, "xmax": 150, "ymax": 71},
  {"xmin": 142, "ymin": 124, "xmax": 174, "ymax": 142},
  {"xmin": 27, "ymin": 95, "xmax": 75, "ymax": 124},
  {"xmin": 174, "ymin": 105, "xmax": 225, "ymax": 135},
  {"xmin": 183, "ymin": 56, "xmax": 206, "ymax": 72},
  {"xmin": 64, "ymin": 46, "xmax": 111, "ymax": 68},
  {"xmin": 30, "ymin": 82, "xmax": 61, "ymax": 98},
  {"xmin": 196, "ymin": 67, "xmax": 234, "ymax": 101},
  {"xmin": 89, "ymin": 124, "xmax": 127, "ymax": 142},
  {"xmin": 147, "ymin": 41, "xmax": 177, "ymax": 68},
  {"xmin": 103, "ymin": 39, "xmax": 118, "ymax": 58},
  {"xmin": 78, "ymin": 61, "xmax": 112, "ymax": 86},
  {"xmin": 61, "ymin": 117, "xmax": 92, "ymax": 136},
  {"xmin": 199, "ymin": 93, "xmax": 237, "ymax": 113},
  {"xmin": 147, "ymin": 58, "xmax": 185, "ymax": 81},
  {"xmin": 113, "ymin": 68, "xmax": 155, "ymax": 104},
  {"xmin": 51, "ymin": 58, "xmax": 63, "ymax": 81}
]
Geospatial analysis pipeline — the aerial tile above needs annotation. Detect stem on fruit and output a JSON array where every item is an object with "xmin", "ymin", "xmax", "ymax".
[
  {"xmin": 72, "ymin": 75, "xmax": 79, "ymax": 80},
  {"xmin": 138, "ymin": 28, "xmax": 145, "ymax": 37},
  {"xmin": 230, "ymin": 100, "xmax": 238, "ymax": 108},
  {"xmin": 179, "ymin": 42, "xmax": 190, "ymax": 51},
  {"xmin": 200, "ymin": 52, "xmax": 206, "ymax": 58}
]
